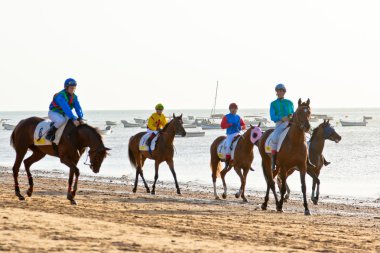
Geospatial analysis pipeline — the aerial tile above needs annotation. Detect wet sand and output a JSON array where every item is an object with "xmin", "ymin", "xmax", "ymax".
[{"xmin": 0, "ymin": 167, "xmax": 379, "ymax": 253}]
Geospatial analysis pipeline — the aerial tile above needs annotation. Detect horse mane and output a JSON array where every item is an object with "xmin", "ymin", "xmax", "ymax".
[
  {"xmin": 78, "ymin": 124, "xmax": 103, "ymax": 140},
  {"xmin": 309, "ymin": 122, "xmax": 324, "ymax": 142},
  {"xmin": 162, "ymin": 119, "xmax": 174, "ymax": 132}
]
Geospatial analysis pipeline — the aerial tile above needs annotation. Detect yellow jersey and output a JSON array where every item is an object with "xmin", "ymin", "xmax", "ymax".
[{"xmin": 147, "ymin": 113, "xmax": 167, "ymax": 131}]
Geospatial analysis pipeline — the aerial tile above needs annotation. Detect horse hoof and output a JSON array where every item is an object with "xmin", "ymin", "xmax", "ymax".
[
  {"xmin": 26, "ymin": 189, "xmax": 33, "ymax": 197},
  {"xmin": 222, "ymin": 193, "xmax": 227, "ymax": 199},
  {"xmin": 132, "ymin": 188, "xmax": 137, "ymax": 193},
  {"xmin": 235, "ymin": 193, "xmax": 241, "ymax": 199},
  {"xmin": 261, "ymin": 204, "xmax": 267, "ymax": 210},
  {"xmin": 151, "ymin": 191, "xmax": 156, "ymax": 195},
  {"xmin": 177, "ymin": 190, "xmax": 181, "ymax": 195},
  {"xmin": 215, "ymin": 196, "xmax": 220, "ymax": 200},
  {"xmin": 18, "ymin": 195, "xmax": 25, "ymax": 201},
  {"xmin": 305, "ymin": 210, "xmax": 311, "ymax": 216},
  {"xmin": 70, "ymin": 200, "xmax": 77, "ymax": 205},
  {"xmin": 242, "ymin": 198, "xmax": 248, "ymax": 203},
  {"xmin": 312, "ymin": 200, "xmax": 318, "ymax": 205},
  {"xmin": 146, "ymin": 188, "xmax": 151, "ymax": 193}
]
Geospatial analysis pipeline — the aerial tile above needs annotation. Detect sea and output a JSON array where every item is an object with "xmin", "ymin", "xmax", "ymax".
[{"xmin": 1, "ymin": 108, "xmax": 379, "ymax": 200}]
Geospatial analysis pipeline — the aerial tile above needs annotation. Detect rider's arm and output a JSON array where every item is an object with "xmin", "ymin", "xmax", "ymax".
[
  {"xmin": 147, "ymin": 115, "xmax": 157, "ymax": 131},
  {"xmin": 73, "ymin": 96, "xmax": 84, "ymax": 120},
  {"xmin": 55, "ymin": 94, "xmax": 77, "ymax": 120},
  {"xmin": 270, "ymin": 102, "xmax": 280, "ymax": 122},
  {"xmin": 221, "ymin": 116, "xmax": 232, "ymax": 129},
  {"xmin": 240, "ymin": 118, "xmax": 246, "ymax": 130}
]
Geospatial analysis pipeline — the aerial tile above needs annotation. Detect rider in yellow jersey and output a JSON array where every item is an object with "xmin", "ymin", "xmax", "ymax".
[{"xmin": 146, "ymin": 103, "xmax": 167, "ymax": 153}]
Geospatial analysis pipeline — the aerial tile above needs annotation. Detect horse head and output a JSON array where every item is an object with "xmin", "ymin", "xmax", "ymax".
[
  {"xmin": 248, "ymin": 123, "xmax": 263, "ymax": 144},
  {"xmin": 172, "ymin": 113, "xmax": 186, "ymax": 137},
  {"xmin": 321, "ymin": 120, "xmax": 342, "ymax": 143},
  {"xmin": 293, "ymin": 98, "xmax": 311, "ymax": 132}
]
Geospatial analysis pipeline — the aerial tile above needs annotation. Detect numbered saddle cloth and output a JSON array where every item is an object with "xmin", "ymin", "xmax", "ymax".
[
  {"xmin": 33, "ymin": 119, "xmax": 69, "ymax": 146},
  {"xmin": 139, "ymin": 133, "xmax": 159, "ymax": 152},
  {"xmin": 265, "ymin": 127, "xmax": 290, "ymax": 153},
  {"xmin": 217, "ymin": 136, "xmax": 241, "ymax": 160}
]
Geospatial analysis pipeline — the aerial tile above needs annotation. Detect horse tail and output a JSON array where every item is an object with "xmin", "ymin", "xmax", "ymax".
[
  {"xmin": 10, "ymin": 129, "xmax": 15, "ymax": 149},
  {"xmin": 128, "ymin": 136, "xmax": 137, "ymax": 169},
  {"xmin": 210, "ymin": 160, "xmax": 222, "ymax": 178}
]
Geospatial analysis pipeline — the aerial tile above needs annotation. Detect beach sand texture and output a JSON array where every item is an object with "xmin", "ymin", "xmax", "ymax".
[{"xmin": 0, "ymin": 168, "xmax": 379, "ymax": 253}]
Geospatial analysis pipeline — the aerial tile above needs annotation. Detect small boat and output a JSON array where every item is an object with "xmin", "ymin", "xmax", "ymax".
[
  {"xmin": 121, "ymin": 120, "xmax": 140, "ymax": 128},
  {"xmin": 176, "ymin": 131, "xmax": 205, "ymax": 137},
  {"xmin": 134, "ymin": 118, "xmax": 147, "ymax": 125},
  {"xmin": 106, "ymin": 121, "xmax": 118, "ymax": 126},
  {"xmin": 99, "ymin": 126, "xmax": 113, "ymax": 135},
  {"xmin": 340, "ymin": 118, "xmax": 367, "ymax": 127},
  {"xmin": 201, "ymin": 123, "xmax": 221, "ymax": 130},
  {"xmin": 183, "ymin": 124, "xmax": 197, "ymax": 129},
  {"xmin": 364, "ymin": 116, "xmax": 373, "ymax": 120},
  {"xmin": 2, "ymin": 123, "xmax": 16, "ymax": 130}
]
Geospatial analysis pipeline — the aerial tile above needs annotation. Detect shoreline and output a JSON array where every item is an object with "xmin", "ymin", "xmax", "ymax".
[{"xmin": 1, "ymin": 166, "xmax": 380, "ymax": 252}]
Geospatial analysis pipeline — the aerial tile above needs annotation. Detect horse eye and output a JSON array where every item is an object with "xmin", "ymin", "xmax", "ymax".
[{"xmin": 253, "ymin": 133, "xmax": 258, "ymax": 138}]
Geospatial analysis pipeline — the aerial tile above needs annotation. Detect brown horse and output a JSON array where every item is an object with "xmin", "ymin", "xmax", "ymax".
[
  {"xmin": 10, "ymin": 117, "xmax": 110, "ymax": 205},
  {"xmin": 128, "ymin": 114, "xmax": 186, "ymax": 195},
  {"xmin": 259, "ymin": 99, "xmax": 312, "ymax": 215},
  {"xmin": 280, "ymin": 120, "xmax": 342, "ymax": 204},
  {"xmin": 210, "ymin": 125, "xmax": 262, "ymax": 202}
]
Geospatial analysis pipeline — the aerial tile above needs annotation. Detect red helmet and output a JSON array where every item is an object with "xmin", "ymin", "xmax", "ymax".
[{"xmin": 229, "ymin": 103, "xmax": 238, "ymax": 110}]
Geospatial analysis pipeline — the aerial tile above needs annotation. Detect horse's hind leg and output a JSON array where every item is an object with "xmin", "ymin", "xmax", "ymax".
[
  {"xmin": 12, "ymin": 149, "xmax": 28, "ymax": 200},
  {"xmin": 139, "ymin": 169, "xmax": 150, "ymax": 193},
  {"xmin": 300, "ymin": 166, "xmax": 311, "ymax": 215},
  {"xmin": 221, "ymin": 165, "xmax": 232, "ymax": 199},
  {"xmin": 276, "ymin": 170, "xmax": 287, "ymax": 212},
  {"xmin": 151, "ymin": 161, "xmax": 160, "ymax": 195},
  {"xmin": 23, "ymin": 148, "xmax": 46, "ymax": 197},
  {"xmin": 132, "ymin": 167, "xmax": 140, "ymax": 193},
  {"xmin": 167, "ymin": 159, "xmax": 181, "ymax": 195},
  {"xmin": 240, "ymin": 168, "xmax": 249, "ymax": 203}
]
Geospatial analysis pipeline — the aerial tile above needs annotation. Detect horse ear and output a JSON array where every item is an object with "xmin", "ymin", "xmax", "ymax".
[
  {"xmin": 173, "ymin": 113, "xmax": 176, "ymax": 118},
  {"xmin": 257, "ymin": 122, "xmax": 261, "ymax": 128},
  {"xmin": 323, "ymin": 119, "xmax": 326, "ymax": 124},
  {"xmin": 327, "ymin": 119, "xmax": 330, "ymax": 124},
  {"xmin": 250, "ymin": 124, "xmax": 253, "ymax": 128},
  {"xmin": 180, "ymin": 114, "xmax": 183, "ymax": 119},
  {"xmin": 298, "ymin": 98, "xmax": 302, "ymax": 106},
  {"xmin": 306, "ymin": 98, "xmax": 310, "ymax": 106}
]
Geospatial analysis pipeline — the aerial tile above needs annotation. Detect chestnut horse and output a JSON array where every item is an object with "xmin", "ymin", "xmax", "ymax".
[
  {"xmin": 258, "ymin": 99, "xmax": 312, "ymax": 215},
  {"xmin": 10, "ymin": 117, "xmax": 110, "ymax": 205},
  {"xmin": 210, "ymin": 125, "xmax": 262, "ymax": 202},
  {"xmin": 128, "ymin": 114, "xmax": 186, "ymax": 195},
  {"xmin": 280, "ymin": 120, "xmax": 342, "ymax": 204}
]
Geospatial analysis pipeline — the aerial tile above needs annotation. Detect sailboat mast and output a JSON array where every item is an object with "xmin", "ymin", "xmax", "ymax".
[{"xmin": 211, "ymin": 80, "xmax": 218, "ymax": 116}]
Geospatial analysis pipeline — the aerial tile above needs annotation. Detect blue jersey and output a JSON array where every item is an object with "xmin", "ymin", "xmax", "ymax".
[{"xmin": 270, "ymin": 98, "xmax": 294, "ymax": 123}]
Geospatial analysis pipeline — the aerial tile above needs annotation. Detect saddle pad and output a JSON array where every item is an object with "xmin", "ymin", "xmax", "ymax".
[
  {"xmin": 34, "ymin": 119, "xmax": 68, "ymax": 146},
  {"xmin": 217, "ymin": 136, "xmax": 241, "ymax": 160},
  {"xmin": 139, "ymin": 133, "xmax": 159, "ymax": 152},
  {"xmin": 265, "ymin": 127, "xmax": 290, "ymax": 153}
]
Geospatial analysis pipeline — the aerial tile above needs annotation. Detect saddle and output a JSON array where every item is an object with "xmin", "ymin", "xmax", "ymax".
[
  {"xmin": 34, "ymin": 119, "xmax": 69, "ymax": 146},
  {"xmin": 139, "ymin": 133, "xmax": 159, "ymax": 152},
  {"xmin": 265, "ymin": 127, "xmax": 290, "ymax": 153},
  {"xmin": 217, "ymin": 135, "xmax": 241, "ymax": 160}
]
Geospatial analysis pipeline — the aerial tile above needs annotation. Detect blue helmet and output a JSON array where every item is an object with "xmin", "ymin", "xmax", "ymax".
[
  {"xmin": 64, "ymin": 78, "xmax": 77, "ymax": 88},
  {"xmin": 275, "ymin": 83, "xmax": 286, "ymax": 92}
]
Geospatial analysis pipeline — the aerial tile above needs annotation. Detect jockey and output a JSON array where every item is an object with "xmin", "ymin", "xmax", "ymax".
[
  {"xmin": 146, "ymin": 103, "xmax": 167, "ymax": 153},
  {"xmin": 46, "ymin": 78, "xmax": 84, "ymax": 141},
  {"xmin": 221, "ymin": 103, "xmax": 246, "ymax": 168},
  {"xmin": 269, "ymin": 83, "xmax": 294, "ymax": 171}
]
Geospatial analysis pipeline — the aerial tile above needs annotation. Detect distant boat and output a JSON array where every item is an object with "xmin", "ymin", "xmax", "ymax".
[
  {"xmin": 176, "ymin": 131, "xmax": 205, "ymax": 137},
  {"xmin": 201, "ymin": 123, "xmax": 221, "ymax": 130},
  {"xmin": 364, "ymin": 116, "xmax": 373, "ymax": 120},
  {"xmin": 2, "ymin": 123, "xmax": 16, "ymax": 130},
  {"xmin": 134, "ymin": 118, "xmax": 147, "ymax": 125},
  {"xmin": 99, "ymin": 125, "xmax": 113, "ymax": 135},
  {"xmin": 121, "ymin": 120, "xmax": 140, "ymax": 128},
  {"xmin": 340, "ymin": 118, "xmax": 367, "ymax": 127},
  {"xmin": 183, "ymin": 124, "xmax": 197, "ymax": 129},
  {"xmin": 106, "ymin": 121, "xmax": 118, "ymax": 126}
]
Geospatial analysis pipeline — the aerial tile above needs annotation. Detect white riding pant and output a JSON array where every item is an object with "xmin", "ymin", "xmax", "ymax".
[
  {"xmin": 48, "ymin": 111, "xmax": 66, "ymax": 128},
  {"xmin": 270, "ymin": 121, "xmax": 289, "ymax": 150},
  {"xmin": 225, "ymin": 133, "xmax": 239, "ymax": 155}
]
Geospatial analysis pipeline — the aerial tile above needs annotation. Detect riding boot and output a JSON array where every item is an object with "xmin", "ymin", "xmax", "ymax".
[
  {"xmin": 307, "ymin": 156, "xmax": 316, "ymax": 168},
  {"xmin": 45, "ymin": 126, "xmax": 58, "ymax": 142},
  {"xmin": 271, "ymin": 151, "xmax": 277, "ymax": 171},
  {"xmin": 146, "ymin": 133, "xmax": 156, "ymax": 154},
  {"xmin": 323, "ymin": 156, "xmax": 331, "ymax": 166}
]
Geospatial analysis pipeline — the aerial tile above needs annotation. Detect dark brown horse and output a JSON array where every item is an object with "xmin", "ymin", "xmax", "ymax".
[
  {"xmin": 210, "ymin": 125, "xmax": 262, "ymax": 202},
  {"xmin": 259, "ymin": 99, "xmax": 312, "ymax": 215},
  {"xmin": 128, "ymin": 114, "xmax": 186, "ymax": 195},
  {"xmin": 10, "ymin": 117, "xmax": 110, "ymax": 205},
  {"xmin": 280, "ymin": 120, "xmax": 342, "ymax": 204}
]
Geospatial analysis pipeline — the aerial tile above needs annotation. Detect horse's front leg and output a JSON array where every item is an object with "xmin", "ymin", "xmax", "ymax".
[
  {"xmin": 220, "ymin": 164, "xmax": 232, "ymax": 199},
  {"xmin": 300, "ymin": 165, "xmax": 311, "ymax": 215},
  {"xmin": 166, "ymin": 159, "xmax": 181, "ymax": 194},
  {"xmin": 307, "ymin": 166, "xmax": 320, "ymax": 205},
  {"xmin": 61, "ymin": 157, "xmax": 79, "ymax": 205},
  {"xmin": 276, "ymin": 169, "xmax": 287, "ymax": 212},
  {"xmin": 66, "ymin": 167, "xmax": 77, "ymax": 205},
  {"xmin": 70, "ymin": 168, "xmax": 80, "ymax": 199},
  {"xmin": 151, "ymin": 161, "xmax": 160, "ymax": 195}
]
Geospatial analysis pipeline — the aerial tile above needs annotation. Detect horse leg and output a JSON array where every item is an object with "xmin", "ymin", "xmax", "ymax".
[
  {"xmin": 276, "ymin": 169, "xmax": 287, "ymax": 212},
  {"xmin": 261, "ymin": 159, "xmax": 275, "ymax": 210},
  {"xmin": 240, "ymin": 168, "xmax": 249, "ymax": 203},
  {"xmin": 220, "ymin": 165, "xmax": 232, "ymax": 199},
  {"xmin": 60, "ymin": 157, "xmax": 79, "ymax": 205},
  {"xmin": 70, "ymin": 168, "xmax": 80, "ymax": 199},
  {"xmin": 23, "ymin": 149, "xmax": 46, "ymax": 197},
  {"xmin": 132, "ymin": 167, "xmax": 140, "ymax": 193},
  {"xmin": 234, "ymin": 167, "xmax": 245, "ymax": 200},
  {"xmin": 12, "ymin": 149, "xmax": 28, "ymax": 200},
  {"xmin": 133, "ymin": 154, "xmax": 144, "ymax": 193},
  {"xmin": 151, "ymin": 161, "xmax": 160, "ymax": 195},
  {"xmin": 307, "ymin": 166, "xmax": 320, "ymax": 205},
  {"xmin": 300, "ymin": 166, "xmax": 311, "ymax": 215},
  {"xmin": 284, "ymin": 182, "xmax": 291, "ymax": 202},
  {"xmin": 167, "ymin": 160, "xmax": 181, "ymax": 194},
  {"xmin": 139, "ymin": 169, "xmax": 150, "ymax": 193}
]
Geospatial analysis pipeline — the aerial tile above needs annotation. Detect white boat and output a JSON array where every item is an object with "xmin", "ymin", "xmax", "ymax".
[
  {"xmin": 364, "ymin": 116, "xmax": 373, "ymax": 120},
  {"xmin": 340, "ymin": 118, "xmax": 367, "ymax": 127},
  {"xmin": 106, "ymin": 121, "xmax": 118, "ymax": 126},
  {"xmin": 201, "ymin": 123, "xmax": 221, "ymax": 130},
  {"xmin": 183, "ymin": 124, "xmax": 197, "ymax": 129},
  {"xmin": 176, "ymin": 131, "xmax": 205, "ymax": 137},
  {"xmin": 2, "ymin": 123, "xmax": 16, "ymax": 130},
  {"xmin": 121, "ymin": 120, "xmax": 140, "ymax": 128},
  {"xmin": 134, "ymin": 118, "xmax": 147, "ymax": 125},
  {"xmin": 99, "ymin": 126, "xmax": 113, "ymax": 135}
]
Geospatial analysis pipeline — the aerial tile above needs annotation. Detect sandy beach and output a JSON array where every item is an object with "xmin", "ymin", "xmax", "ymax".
[{"xmin": 0, "ymin": 166, "xmax": 379, "ymax": 253}]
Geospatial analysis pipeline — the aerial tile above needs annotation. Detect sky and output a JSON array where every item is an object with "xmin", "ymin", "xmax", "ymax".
[{"xmin": 1, "ymin": 0, "xmax": 379, "ymax": 111}]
